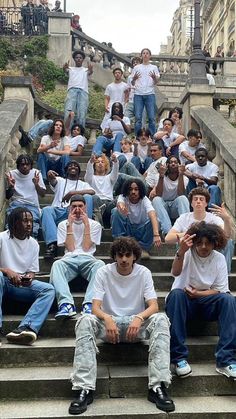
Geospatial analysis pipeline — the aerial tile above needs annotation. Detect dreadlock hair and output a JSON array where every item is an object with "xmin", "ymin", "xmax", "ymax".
[
  {"xmin": 186, "ymin": 221, "xmax": 227, "ymax": 250},
  {"xmin": 8, "ymin": 207, "xmax": 32, "ymax": 239},
  {"xmin": 165, "ymin": 155, "xmax": 180, "ymax": 177},
  {"xmin": 16, "ymin": 154, "xmax": 33, "ymax": 170},
  {"xmin": 110, "ymin": 237, "xmax": 142, "ymax": 262},
  {"xmin": 111, "ymin": 102, "xmax": 124, "ymax": 119}
]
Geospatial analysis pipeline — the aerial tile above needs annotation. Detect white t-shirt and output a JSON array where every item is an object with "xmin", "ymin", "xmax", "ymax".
[
  {"xmin": 145, "ymin": 157, "xmax": 168, "ymax": 188},
  {"xmin": 40, "ymin": 135, "xmax": 70, "ymax": 161},
  {"xmin": 0, "ymin": 230, "xmax": 39, "ymax": 273},
  {"xmin": 9, "ymin": 169, "xmax": 46, "ymax": 208},
  {"xmin": 153, "ymin": 174, "xmax": 189, "ymax": 201},
  {"xmin": 93, "ymin": 262, "xmax": 157, "ymax": 316},
  {"xmin": 104, "ymin": 116, "xmax": 130, "ymax": 138},
  {"xmin": 158, "ymin": 118, "xmax": 179, "ymax": 134},
  {"xmin": 186, "ymin": 161, "xmax": 219, "ymax": 187},
  {"xmin": 68, "ymin": 135, "xmax": 86, "ymax": 152},
  {"xmin": 179, "ymin": 141, "xmax": 205, "ymax": 165},
  {"xmin": 51, "ymin": 177, "xmax": 94, "ymax": 208},
  {"xmin": 85, "ymin": 160, "xmax": 119, "ymax": 201},
  {"xmin": 117, "ymin": 196, "xmax": 154, "ymax": 224},
  {"xmin": 137, "ymin": 144, "xmax": 149, "ymax": 162},
  {"xmin": 171, "ymin": 249, "xmax": 229, "ymax": 292},
  {"xmin": 57, "ymin": 218, "xmax": 102, "ymax": 256},
  {"xmin": 105, "ymin": 81, "xmax": 129, "ymax": 109},
  {"xmin": 172, "ymin": 212, "xmax": 224, "ymax": 232},
  {"xmin": 161, "ymin": 132, "xmax": 179, "ymax": 148},
  {"xmin": 131, "ymin": 63, "xmax": 160, "ymax": 95},
  {"xmin": 67, "ymin": 66, "xmax": 89, "ymax": 93}
]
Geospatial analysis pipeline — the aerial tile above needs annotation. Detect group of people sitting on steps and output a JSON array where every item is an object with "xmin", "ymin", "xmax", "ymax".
[{"xmin": 1, "ymin": 46, "xmax": 236, "ymax": 415}]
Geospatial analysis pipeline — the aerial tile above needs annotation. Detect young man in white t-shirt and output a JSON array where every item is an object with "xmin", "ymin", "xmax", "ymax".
[
  {"xmin": 6, "ymin": 154, "xmax": 46, "ymax": 238},
  {"xmin": 165, "ymin": 222, "xmax": 236, "ymax": 380},
  {"xmin": 50, "ymin": 195, "xmax": 104, "ymax": 318},
  {"xmin": 165, "ymin": 187, "xmax": 234, "ymax": 273},
  {"xmin": 0, "ymin": 208, "xmax": 55, "ymax": 346},
  {"xmin": 63, "ymin": 50, "xmax": 93, "ymax": 128},
  {"xmin": 153, "ymin": 118, "xmax": 185, "ymax": 158},
  {"xmin": 179, "ymin": 129, "xmax": 204, "ymax": 165},
  {"xmin": 69, "ymin": 237, "xmax": 175, "ymax": 415}
]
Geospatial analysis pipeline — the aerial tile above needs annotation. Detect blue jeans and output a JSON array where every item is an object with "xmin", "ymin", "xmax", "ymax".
[
  {"xmin": 64, "ymin": 87, "xmax": 89, "ymax": 128},
  {"xmin": 152, "ymin": 196, "xmax": 190, "ymax": 235},
  {"xmin": 37, "ymin": 153, "xmax": 71, "ymax": 181},
  {"xmin": 0, "ymin": 273, "xmax": 55, "ymax": 334},
  {"xmin": 28, "ymin": 119, "xmax": 53, "ymax": 141},
  {"xmin": 134, "ymin": 94, "xmax": 156, "ymax": 136},
  {"xmin": 50, "ymin": 255, "xmax": 105, "ymax": 307},
  {"xmin": 187, "ymin": 179, "xmax": 222, "ymax": 207},
  {"xmin": 41, "ymin": 201, "xmax": 93, "ymax": 245},
  {"xmin": 118, "ymin": 155, "xmax": 141, "ymax": 171},
  {"xmin": 220, "ymin": 239, "xmax": 235, "ymax": 274},
  {"xmin": 7, "ymin": 201, "xmax": 40, "ymax": 238},
  {"xmin": 166, "ymin": 289, "xmax": 236, "ymax": 367},
  {"xmin": 111, "ymin": 209, "xmax": 153, "ymax": 250},
  {"xmin": 92, "ymin": 132, "xmax": 124, "ymax": 156},
  {"xmin": 71, "ymin": 313, "xmax": 171, "ymax": 391}
]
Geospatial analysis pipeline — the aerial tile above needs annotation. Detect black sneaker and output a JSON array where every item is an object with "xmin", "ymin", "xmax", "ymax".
[
  {"xmin": 44, "ymin": 243, "xmax": 57, "ymax": 259},
  {"xmin": 148, "ymin": 382, "xmax": 175, "ymax": 412},
  {"xmin": 6, "ymin": 326, "xmax": 37, "ymax": 345},
  {"xmin": 69, "ymin": 389, "xmax": 94, "ymax": 415}
]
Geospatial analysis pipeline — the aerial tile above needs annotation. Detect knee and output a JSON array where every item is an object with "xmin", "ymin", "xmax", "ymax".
[
  {"xmin": 75, "ymin": 314, "xmax": 95, "ymax": 335},
  {"xmin": 42, "ymin": 206, "xmax": 53, "ymax": 217},
  {"xmin": 167, "ymin": 288, "xmax": 186, "ymax": 304},
  {"xmin": 149, "ymin": 312, "xmax": 170, "ymax": 330}
]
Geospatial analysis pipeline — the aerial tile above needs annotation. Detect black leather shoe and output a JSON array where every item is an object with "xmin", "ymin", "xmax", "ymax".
[
  {"xmin": 148, "ymin": 383, "xmax": 175, "ymax": 412},
  {"xmin": 44, "ymin": 243, "xmax": 57, "ymax": 259},
  {"xmin": 69, "ymin": 389, "xmax": 94, "ymax": 415}
]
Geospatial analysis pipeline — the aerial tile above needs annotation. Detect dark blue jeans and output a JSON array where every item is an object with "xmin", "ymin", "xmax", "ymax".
[{"xmin": 166, "ymin": 288, "xmax": 236, "ymax": 367}]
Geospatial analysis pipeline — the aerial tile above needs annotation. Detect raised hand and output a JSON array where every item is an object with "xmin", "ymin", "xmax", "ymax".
[
  {"xmin": 32, "ymin": 170, "xmax": 40, "ymax": 186},
  {"xmin": 5, "ymin": 171, "xmax": 15, "ymax": 188}
]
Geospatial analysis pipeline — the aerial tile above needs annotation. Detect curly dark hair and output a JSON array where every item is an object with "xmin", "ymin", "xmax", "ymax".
[
  {"xmin": 121, "ymin": 178, "xmax": 146, "ymax": 199},
  {"xmin": 8, "ymin": 207, "xmax": 32, "ymax": 239},
  {"xmin": 71, "ymin": 123, "xmax": 85, "ymax": 136},
  {"xmin": 186, "ymin": 221, "xmax": 227, "ymax": 250},
  {"xmin": 72, "ymin": 49, "xmax": 85, "ymax": 60},
  {"xmin": 16, "ymin": 154, "xmax": 33, "ymax": 170},
  {"xmin": 110, "ymin": 237, "xmax": 142, "ymax": 261},
  {"xmin": 188, "ymin": 187, "xmax": 210, "ymax": 204},
  {"xmin": 48, "ymin": 119, "xmax": 65, "ymax": 138}
]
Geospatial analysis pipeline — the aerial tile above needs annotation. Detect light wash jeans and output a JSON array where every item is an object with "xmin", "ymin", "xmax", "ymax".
[
  {"xmin": 37, "ymin": 153, "xmax": 71, "ymax": 181},
  {"xmin": 28, "ymin": 119, "xmax": 53, "ymax": 141},
  {"xmin": 0, "ymin": 273, "xmax": 55, "ymax": 333},
  {"xmin": 92, "ymin": 132, "xmax": 124, "ymax": 156},
  {"xmin": 64, "ymin": 87, "xmax": 89, "ymax": 128},
  {"xmin": 111, "ymin": 209, "xmax": 153, "ymax": 250},
  {"xmin": 186, "ymin": 179, "xmax": 222, "ymax": 208},
  {"xmin": 124, "ymin": 102, "xmax": 147, "ymax": 127},
  {"xmin": 7, "ymin": 201, "xmax": 40, "ymax": 238},
  {"xmin": 152, "ymin": 196, "xmax": 190, "ymax": 235},
  {"xmin": 50, "ymin": 255, "xmax": 105, "ymax": 306},
  {"xmin": 41, "ymin": 201, "xmax": 93, "ymax": 245},
  {"xmin": 134, "ymin": 94, "xmax": 156, "ymax": 136},
  {"xmin": 71, "ymin": 313, "xmax": 172, "ymax": 391}
]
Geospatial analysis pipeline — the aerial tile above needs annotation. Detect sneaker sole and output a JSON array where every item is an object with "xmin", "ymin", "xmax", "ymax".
[
  {"xmin": 68, "ymin": 395, "xmax": 94, "ymax": 415},
  {"xmin": 55, "ymin": 313, "xmax": 77, "ymax": 320},
  {"xmin": 6, "ymin": 332, "xmax": 36, "ymax": 345},
  {"xmin": 176, "ymin": 370, "xmax": 192, "ymax": 378},
  {"xmin": 148, "ymin": 394, "xmax": 175, "ymax": 413},
  {"xmin": 216, "ymin": 367, "xmax": 236, "ymax": 380}
]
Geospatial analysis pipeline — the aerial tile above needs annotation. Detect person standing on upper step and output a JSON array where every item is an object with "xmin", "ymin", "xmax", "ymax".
[
  {"xmin": 50, "ymin": 194, "xmax": 104, "ymax": 318},
  {"xmin": 63, "ymin": 50, "xmax": 93, "ymax": 129},
  {"xmin": 69, "ymin": 236, "xmax": 175, "ymax": 415},
  {"xmin": 131, "ymin": 48, "xmax": 160, "ymax": 136},
  {"xmin": 0, "ymin": 208, "xmax": 55, "ymax": 346},
  {"xmin": 100, "ymin": 68, "xmax": 129, "ymax": 131},
  {"xmin": 166, "ymin": 221, "xmax": 236, "ymax": 380},
  {"xmin": 41, "ymin": 160, "xmax": 95, "ymax": 259}
]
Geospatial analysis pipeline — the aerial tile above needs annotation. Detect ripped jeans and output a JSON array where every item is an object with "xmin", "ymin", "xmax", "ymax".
[{"xmin": 71, "ymin": 312, "xmax": 171, "ymax": 391}]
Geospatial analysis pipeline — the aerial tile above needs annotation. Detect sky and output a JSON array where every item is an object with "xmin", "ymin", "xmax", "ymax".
[{"xmin": 65, "ymin": 0, "xmax": 180, "ymax": 54}]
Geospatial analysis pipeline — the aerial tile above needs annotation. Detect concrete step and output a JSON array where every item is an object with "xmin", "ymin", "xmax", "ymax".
[
  {"xmin": 0, "ymin": 336, "xmax": 225, "ymax": 367},
  {"xmin": 1, "ymin": 396, "xmax": 236, "ymax": 418},
  {"xmin": 0, "ymin": 363, "xmax": 235, "ymax": 401}
]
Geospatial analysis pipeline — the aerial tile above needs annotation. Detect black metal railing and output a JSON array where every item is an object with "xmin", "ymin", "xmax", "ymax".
[{"xmin": 0, "ymin": 6, "xmax": 48, "ymax": 36}]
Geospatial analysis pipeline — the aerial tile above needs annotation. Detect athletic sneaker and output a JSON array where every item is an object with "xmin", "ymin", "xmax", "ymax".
[
  {"xmin": 216, "ymin": 364, "xmax": 236, "ymax": 380},
  {"xmin": 174, "ymin": 360, "xmax": 192, "ymax": 378},
  {"xmin": 6, "ymin": 326, "xmax": 37, "ymax": 345},
  {"xmin": 55, "ymin": 303, "xmax": 77, "ymax": 319},
  {"xmin": 82, "ymin": 303, "xmax": 92, "ymax": 314}
]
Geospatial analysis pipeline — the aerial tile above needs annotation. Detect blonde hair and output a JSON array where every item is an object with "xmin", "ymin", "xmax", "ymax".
[{"xmin": 94, "ymin": 154, "xmax": 110, "ymax": 174}]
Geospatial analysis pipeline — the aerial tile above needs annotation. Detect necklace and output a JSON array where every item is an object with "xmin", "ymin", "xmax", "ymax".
[{"xmin": 192, "ymin": 249, "xmax": 213, "ymax": 269}]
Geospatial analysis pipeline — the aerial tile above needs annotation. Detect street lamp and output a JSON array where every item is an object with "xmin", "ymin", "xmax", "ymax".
[
  {"xmin": 188, "ymin": 0, "xmax": 208, "ymax": 84},
  {"xmin": 64, "ymin": 0, "xmax": 66, "ymax": 12}
]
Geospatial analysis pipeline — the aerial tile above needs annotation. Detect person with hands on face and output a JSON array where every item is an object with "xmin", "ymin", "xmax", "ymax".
[
  {"xmin": 69, "ymin": 237, "xmax": 175, "ymax": 416},
  {"xmin": 49, "ymin": 195, "xmax": 104, "ymax": 318},
  {"xmin": 0, "ymin": 208, "xmax": 55, "ymax": 346},
  {"xmin": 41, "ymin": 161, "xmax": 95, "ymax": 259},
  {"xmin": 5, "ymin": 154, "xmax": 46, "ymax": 238},
  {"xmin": 150, "ymin": 156, "xmax": 189, "ymax": 238},
  {"xmin": 166, "ymin": 221, "xmax": 236, "ymax": 380},
  {"xmin": 111, "ymin": 178, "xmax": 161, "ymax": 259}
]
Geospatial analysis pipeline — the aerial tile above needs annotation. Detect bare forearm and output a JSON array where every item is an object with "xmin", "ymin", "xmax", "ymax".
[
  {"xmin": 155, "ymin": 177, "xmax": 164, "ymax": 196},
  {"xmin": 177, "ymin": 175, "xmax": 186, "ymax": 195}
]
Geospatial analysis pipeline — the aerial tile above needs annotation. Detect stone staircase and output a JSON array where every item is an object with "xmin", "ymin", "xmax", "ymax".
[{"xmin": 1, "ymin": 145, "xmax": 236, "ymax": 418}]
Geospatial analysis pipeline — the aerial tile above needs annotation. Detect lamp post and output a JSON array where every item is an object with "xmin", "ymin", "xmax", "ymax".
[
  {"xmin": 188, "ymin": 0, "xmax": 208, "ymax": 84},
  {"xmin": 64, "ymin": 0, "xmax": 66, "ymax": 12}
]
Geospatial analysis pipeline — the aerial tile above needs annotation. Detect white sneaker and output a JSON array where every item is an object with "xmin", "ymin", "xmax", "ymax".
[
  {"xmin": 216, "ymin": 364, "xmax": 236, "ymax": 380},
  {"xmin": 175, "ymin": 360, "xmax": 192, "ymax": 378}
]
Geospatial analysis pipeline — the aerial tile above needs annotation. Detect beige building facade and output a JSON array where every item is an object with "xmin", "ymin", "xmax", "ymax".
[{"xmin": 169, "ymin": 0, "xmax": 194, "ymax": 56}]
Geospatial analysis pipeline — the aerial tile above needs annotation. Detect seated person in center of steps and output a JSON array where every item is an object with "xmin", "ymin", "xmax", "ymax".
[
  {"xmin": 92, "ymin": 102, "xmax": 131, "ymax": 156},
  {"xmin": 65, "ymin": 111, "xmax": 87, "ymax": 157},
  {"xmin": 153, "ymin": 118, "xmax": 185, "ymax": 158},
  {"xmin": 41, "ymin": 160, "xmax": 95, "ymax": 259},
  {"xmin": 132, "ymin": 128, "xmax": 153, "ymax": 174}
]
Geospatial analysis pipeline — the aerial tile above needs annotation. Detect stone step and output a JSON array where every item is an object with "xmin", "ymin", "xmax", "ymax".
[
  {"xmin": 0, "ymin": 336, "xmax": 224, "ymax": 367},
  {"xmin": 1, "ymin": 396, "xmax": 236, "ymax": 418},
  {"xmin": 0, "ymin": 364, "xmax": 235, "ymax": 401}
]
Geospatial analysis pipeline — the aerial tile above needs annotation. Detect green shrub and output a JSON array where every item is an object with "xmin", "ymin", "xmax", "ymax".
[
  {"xmin": 26, "ymin": 57, "xmax": 66, "ymax": 90},
  {"xmin": 22, "ymin": 36, "xmax": 49, "ymax": 58},
  {"xmin": 0, "ymin": 39, "xmax": 15, "ymax": 69}
]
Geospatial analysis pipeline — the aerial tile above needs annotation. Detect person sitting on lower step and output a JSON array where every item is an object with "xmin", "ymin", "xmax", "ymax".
[
  {"xmin": 166, "ymin": 221, "xmax": 236, "ymax": 380},
  {"xmin": 49, "ymin": 194, "xmax": 104, "ymax": 318},
  {"xmin": 69, "ymin": 237, "xmax": 175, "ymax": 415},
  {"xmin": 0, "ymin": 207, "xmax": 55, "ymax": 346}
]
